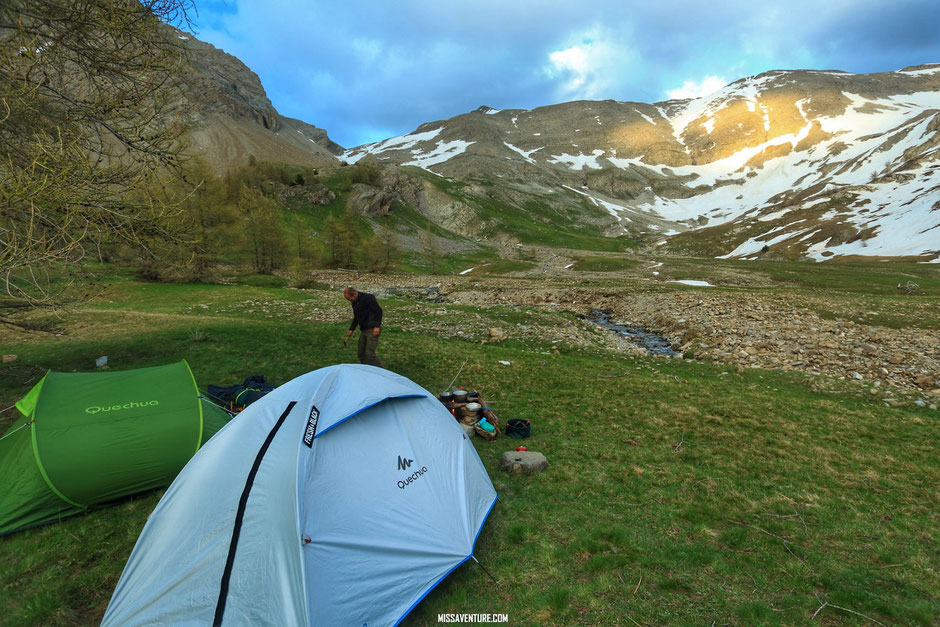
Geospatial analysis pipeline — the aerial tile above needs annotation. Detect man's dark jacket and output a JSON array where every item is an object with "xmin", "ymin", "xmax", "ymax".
[{"xmin": 348, "ymin": 292, "xmax": 383, "ymax": 332}]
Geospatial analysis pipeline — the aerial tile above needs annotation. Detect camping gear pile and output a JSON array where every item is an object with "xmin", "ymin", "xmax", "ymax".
[
  {"xmin": 206, "ymin": 374, "xmax": 275, "ymax": 414},
  {"xmin": 102, "ymin": 364, "xmax": 497, "ymax": 627},
  {"xmin": 0, "ymin": 361, "xmax": 231, "ymax": 535},
  {"xmin": 438, "ymin": 388, "xmax": 503, "ymax": 440}
]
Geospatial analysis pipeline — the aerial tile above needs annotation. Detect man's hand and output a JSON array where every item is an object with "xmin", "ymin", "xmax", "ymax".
[
  {"xmin": 372, "ymin": 326, "xmax": 381, "ymax": 338},
  {"xmin": 345, "ymin": 330, "xmax": 352, "ymax": 347}
]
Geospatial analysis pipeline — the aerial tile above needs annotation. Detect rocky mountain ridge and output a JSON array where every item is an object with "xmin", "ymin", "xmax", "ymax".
[
  {"xmin": 343, "ymin": 66, "xmax": 940, "ymax": 261},
  {"xmin": 169, "ymin": 28, "xmax": 342, "ymax": 172}
]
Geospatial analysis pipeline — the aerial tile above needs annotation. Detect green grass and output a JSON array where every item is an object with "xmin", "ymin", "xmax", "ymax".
[
  {"xmin": 572, "ymin": 256, "xmax": 640, "ymax": 272},
  {"xmin": 265, "ymin": 164, "xmax": 639, "ymax": 274},
  {"xmin": 229, "ymin": 273, "xmax": 290, "ymax": 288},
  {"xmin": 473, "ymin": 194, "xmax": 634, "ymax": 251},
  {"xmin": 736, "ymin": 259, "xmax": 940, "ymax": 296},
  {"xmin": 0, "ymin": 274, "xmax": 937, "ymax": 626},
  {"xmin": 409, "ymin": 167, "xmax": 634, "ymax": 252}
]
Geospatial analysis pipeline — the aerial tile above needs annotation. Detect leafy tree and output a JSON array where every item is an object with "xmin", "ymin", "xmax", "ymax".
[
  {"xmin": 350, "ymin": 163, "xmax": 381, "ymax": 187},
  {"xmin": 335, "ymin": 208, "xmax": 361, "ymax": 268},
  {"xmin": 240, "ymin": 188, "xmax": 288, "ymax": 274},
  {"xmin": 322, "ymin": 214, "xmax": 341, "ymax": 266},
  {"xmin": 365, "ymin": 227, "xmax": 399, "ymax": 273},
  {"xmin": 181, "ymin": 160, "xmax": 242, "ymax": 278},
  {"xmin": 295, "ymin": 230, "xmax": 318, "ymax": 264},
  {"xmin": 0, "ymin": 0, "xmax": 196, "ymax": 310}
]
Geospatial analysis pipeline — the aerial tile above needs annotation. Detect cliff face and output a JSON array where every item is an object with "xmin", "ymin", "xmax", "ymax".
[{"xmin": 169, "ymin": 29, "xmax": 341, "ymax": 172}]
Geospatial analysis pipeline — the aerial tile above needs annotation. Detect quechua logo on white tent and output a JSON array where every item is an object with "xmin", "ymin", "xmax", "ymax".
[{"xmin": 397, "ymin": 455, "xmax": 428, "ymax": 490}]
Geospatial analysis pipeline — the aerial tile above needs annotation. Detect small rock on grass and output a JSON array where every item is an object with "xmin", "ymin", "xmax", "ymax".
[{"xmin": 500, "ymin": 450, "xmax": 549, "ymax": 475}]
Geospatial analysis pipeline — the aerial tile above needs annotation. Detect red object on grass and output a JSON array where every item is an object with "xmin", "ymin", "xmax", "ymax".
[{"xmin": 516, "ymin": 446, "xmax": 527, "ymax": 451}]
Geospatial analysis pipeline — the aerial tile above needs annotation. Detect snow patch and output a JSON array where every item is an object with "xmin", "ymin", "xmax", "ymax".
[
  {"xmin": 670, "ymin": 280, "xmax": 714, "ymax": 287},
  {"xmin": 549, "ymin": 149, "xmax": 605, "ymax": 170},
  {"xmin": 343, "ymin": 127, "xmax": 443, "ymax": 163},
  {"xmin": 896, "ymin": 66, "xmax": 940, "ymax": 76},
  {"xmin": 637, "ymin": 109, "xmax": 658, "ymax": 125},
  {"xmin": 403, "ymin": 140, "xmax": 475, "ymax": 169},
  {"xmin": 504, "ymin": 142, "xmax": 543, "ymax": 164},
  {"xmin": 757, "ymin": 209, "xmax": 791, "ymax": 222}
]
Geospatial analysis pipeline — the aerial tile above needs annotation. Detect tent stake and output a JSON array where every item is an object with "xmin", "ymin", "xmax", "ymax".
[{"xmin": 471, "ymin": 555, "xmax": 498, "ymax": 584}]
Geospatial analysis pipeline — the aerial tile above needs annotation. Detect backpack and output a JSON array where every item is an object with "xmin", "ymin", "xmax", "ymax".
[
  {"xmin": 505, "ymin": 419, "xmax": 531, "ymax": 439},
  {"xmin": 207, "ymin": 375, "xmax": 275, "ymax": 413}
]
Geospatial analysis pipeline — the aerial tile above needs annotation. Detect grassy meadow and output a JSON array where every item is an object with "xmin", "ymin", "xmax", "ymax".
[{"xmin": 0, "ymin": 264, "xmax": 937, "ymax": 626}]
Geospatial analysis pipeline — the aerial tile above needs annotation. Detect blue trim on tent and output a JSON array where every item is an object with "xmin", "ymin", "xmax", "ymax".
[
  {"xmin": 314, "ymin": 394, "xmax": 425, "ymax": 439},
  {"xmin": 471, "ymin": 496, "xmax": 499, "ymax": 548},
  {"xmin": 393, "ymin": 494, "xmax": 500, "ymax": 627}
]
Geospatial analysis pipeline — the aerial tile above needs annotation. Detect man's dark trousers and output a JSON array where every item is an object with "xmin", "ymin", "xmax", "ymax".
[{"xmin": 357, "ymin": 330, "xmax": 383, "ymax": 367}]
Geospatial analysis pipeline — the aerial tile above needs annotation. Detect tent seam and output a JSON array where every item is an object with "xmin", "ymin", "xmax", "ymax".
[
  {"xmin": 314, "ymin": 393, "xmax": 425, "ymax": 438},
  {"xmin": 30, "ymin": 417, "xmax": 85, "ymax": 510},
  {"xmin": 183, "ymin": 359, "xmax": 204, "ymax": 451},
  {"xmin": 213, "ymin": 400, "xmax": 298, "ymax": 627}
]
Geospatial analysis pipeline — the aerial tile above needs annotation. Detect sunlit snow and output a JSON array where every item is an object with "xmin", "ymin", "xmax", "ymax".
[
  {"xmin": 549, "ymin": 149, "xmax": 605, "ymax": 170},
  {"xmin": 403, "ymin": 140, "xmax": 475, "ymax": 169},
  {"xmin": 343, "ymin": 127, "xmax": 444, "ymax": 164}
]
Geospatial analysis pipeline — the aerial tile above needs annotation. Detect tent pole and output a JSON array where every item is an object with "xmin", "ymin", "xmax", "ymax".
[
  {"xmin": 471, "ymin": 555, "xmax": 499, "ymax": 584},
  {"xmin": 442, "ymin": 358, "xmax": 469, "ymax": 394}
]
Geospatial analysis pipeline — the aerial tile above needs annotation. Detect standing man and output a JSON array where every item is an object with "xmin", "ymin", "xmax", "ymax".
[{"xmin": 344, "ymin": 286, "xmax": 384, "ymax": 367}]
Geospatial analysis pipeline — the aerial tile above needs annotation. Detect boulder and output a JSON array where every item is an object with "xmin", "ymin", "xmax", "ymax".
[{"xmin": 500, "ymin": 451, "xmax": 549, "ymax": 475}]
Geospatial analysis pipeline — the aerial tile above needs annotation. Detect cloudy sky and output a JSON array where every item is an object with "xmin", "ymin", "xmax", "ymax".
[{"xmin": 190, "ymin": 0, "xmax": 940, "ymax": 149}]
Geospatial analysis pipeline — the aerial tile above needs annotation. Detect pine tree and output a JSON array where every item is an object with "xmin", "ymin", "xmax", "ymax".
[{"xmin": 421, "ymin": 224, "xmax": 442, "ymax": 274}]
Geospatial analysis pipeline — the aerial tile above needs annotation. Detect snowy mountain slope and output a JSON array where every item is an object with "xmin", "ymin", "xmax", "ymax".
[{"xmin": 342, "ymin": 66, "xmax": 940, "ymax": 260}]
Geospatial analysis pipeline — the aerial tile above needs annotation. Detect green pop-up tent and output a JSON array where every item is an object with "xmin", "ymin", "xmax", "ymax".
[{"xmin": 0, "ymin": 360, "xmax": 231, "ymax": 535}]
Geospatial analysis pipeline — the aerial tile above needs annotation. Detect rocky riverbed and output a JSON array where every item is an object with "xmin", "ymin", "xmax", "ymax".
[{"xmin": 313, "ymin": 267, "xmax": 940, "ymax": 408}]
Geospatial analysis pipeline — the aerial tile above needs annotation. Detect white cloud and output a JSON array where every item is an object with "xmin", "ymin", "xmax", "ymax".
[
  {"xmin": 667, "ymin": 75, "xmax": 728, "ymax": 100},
  {"xmin": 545, "ymin": 32, "xmax": 636, "ymax": 100},
  {"xmin": 549, "ymin": 46, "xmax": 591, "ymax": 92},
  {"xmin": 191, "ymin": 1, "xmax": 940, "ymax": 147}
]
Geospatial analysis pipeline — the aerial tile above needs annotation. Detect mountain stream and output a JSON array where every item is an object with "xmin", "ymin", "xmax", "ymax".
[{"xmin": 584, "ymin": 309, "xmax": 679, "ymax": 357}]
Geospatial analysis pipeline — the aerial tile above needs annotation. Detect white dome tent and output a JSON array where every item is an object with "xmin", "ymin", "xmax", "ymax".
[{"xmin": 102, "ymin": 365, "xmax": 498, "ymax": 626}]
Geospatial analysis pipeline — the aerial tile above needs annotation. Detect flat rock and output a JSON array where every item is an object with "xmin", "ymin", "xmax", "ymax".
[{"xmin": 500, "ymin": 451, "xmax": 549, "ymax": 475}]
